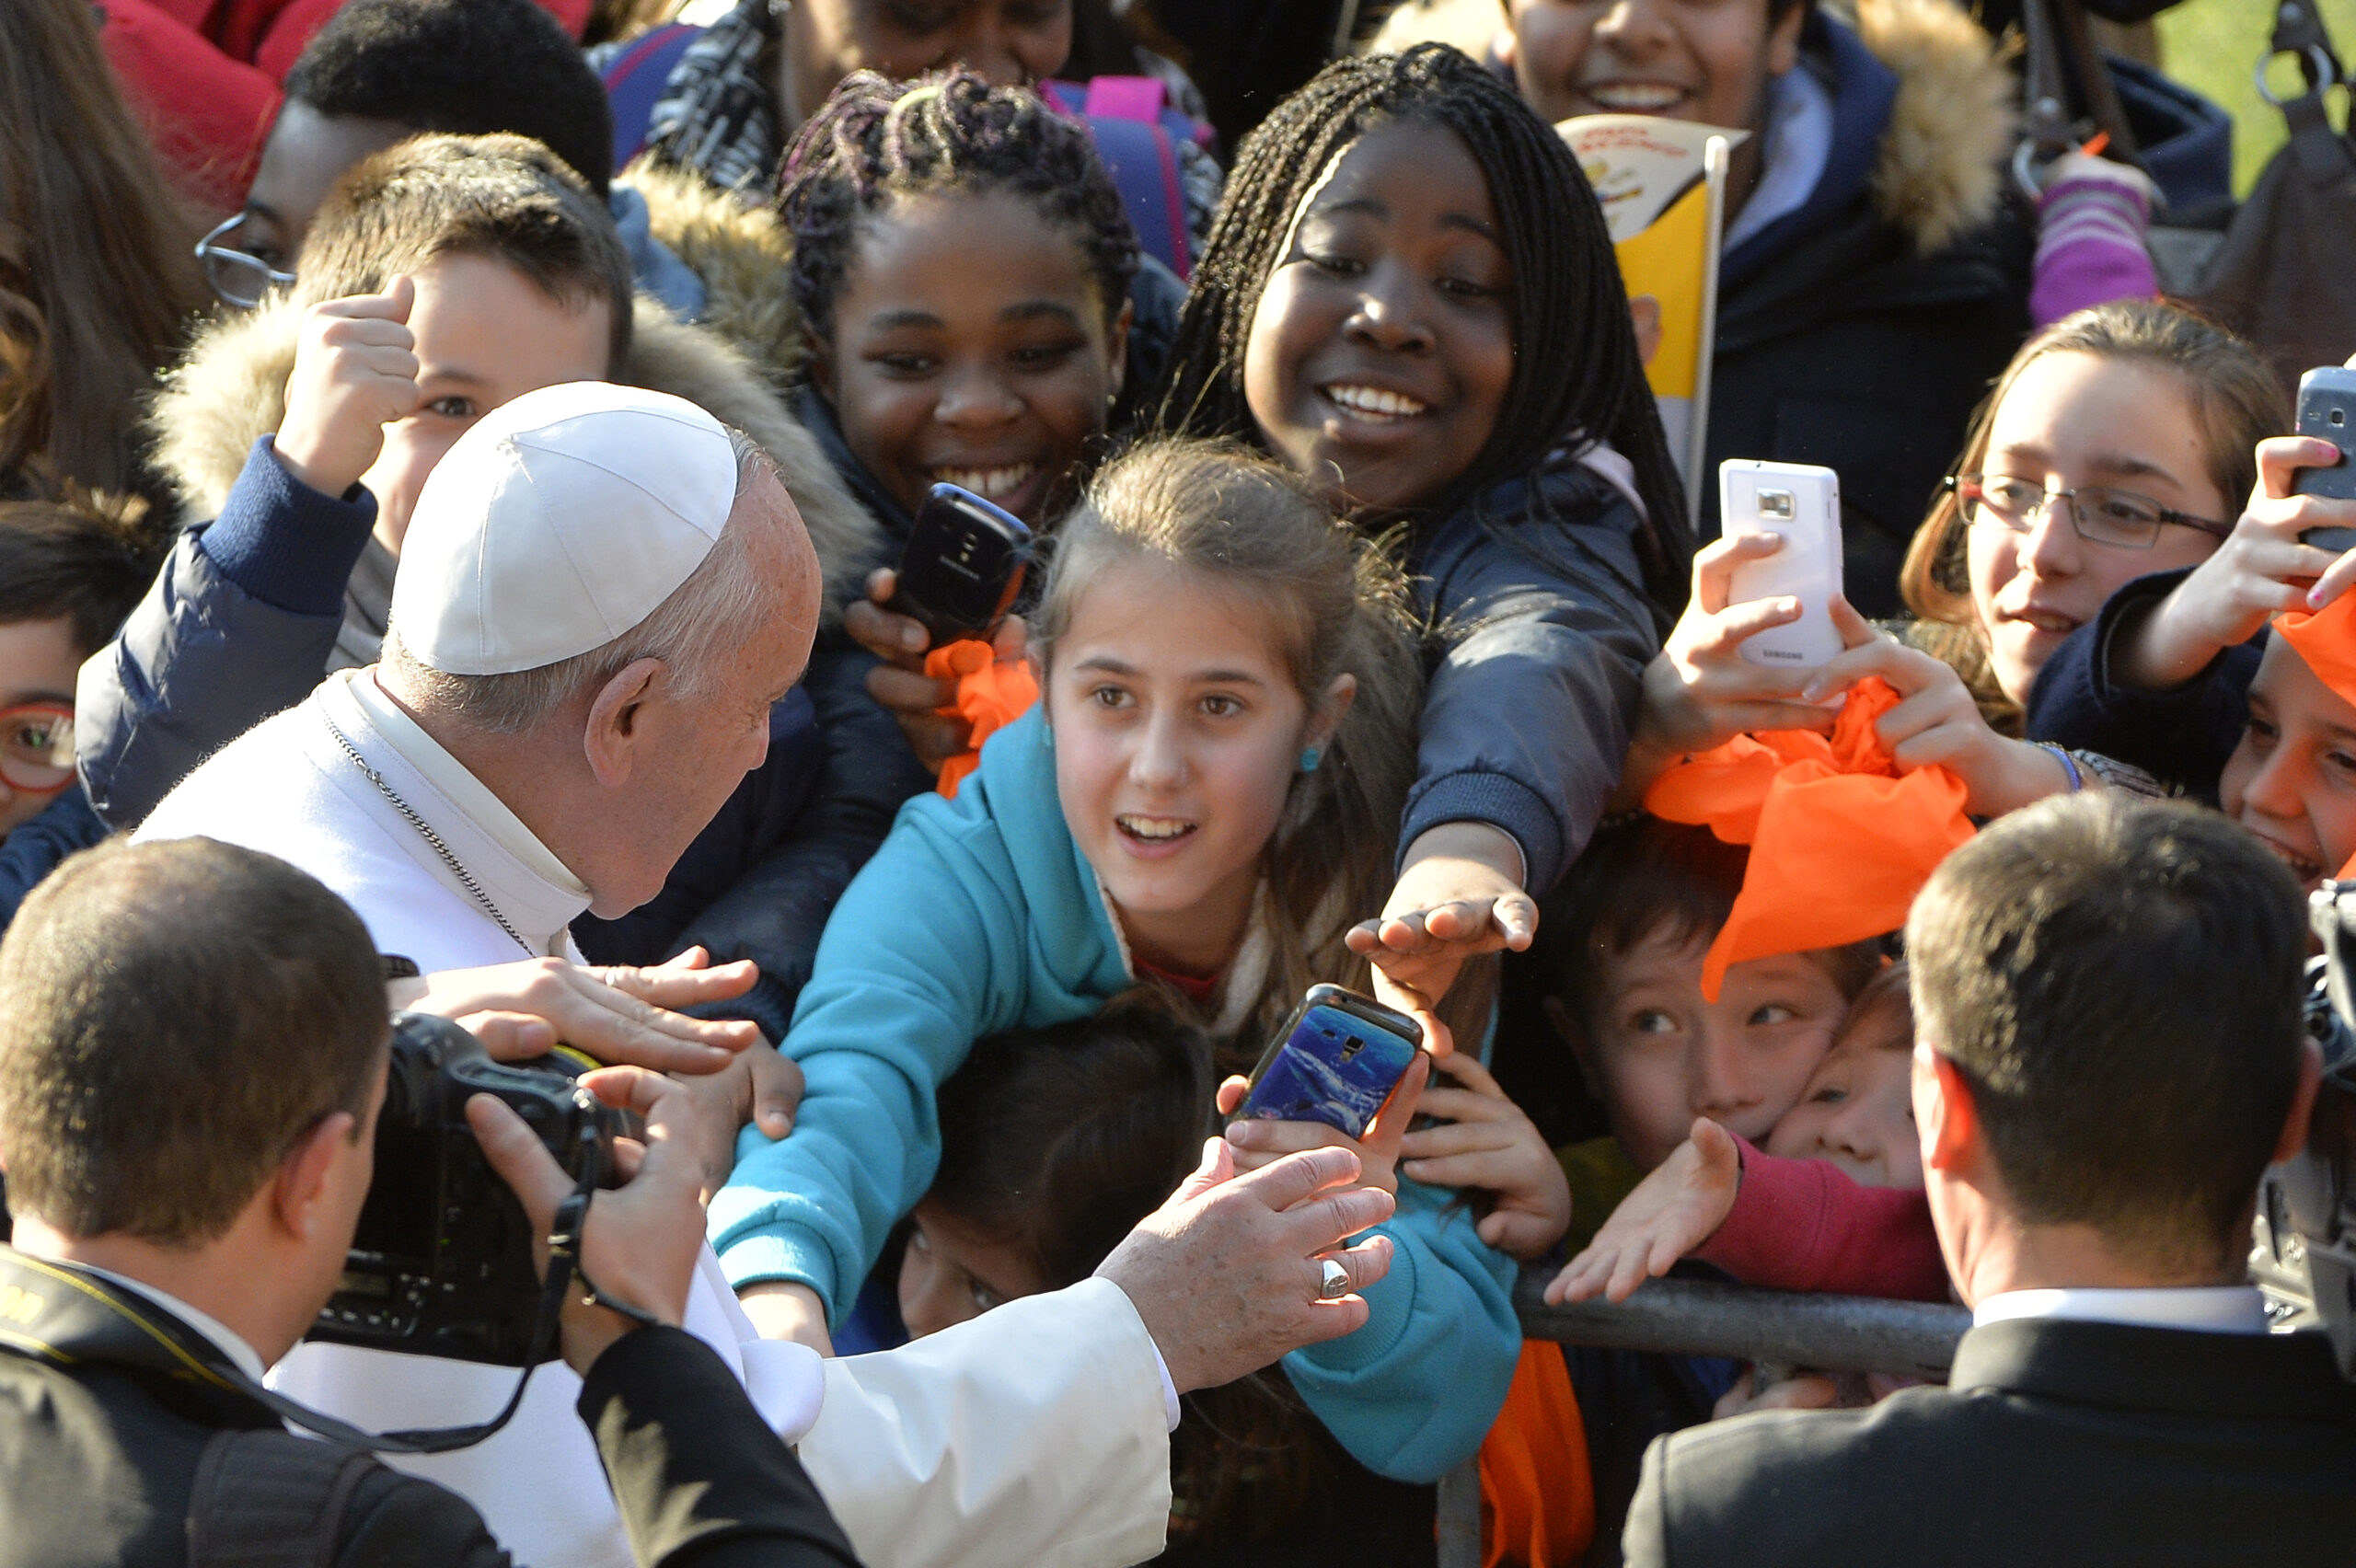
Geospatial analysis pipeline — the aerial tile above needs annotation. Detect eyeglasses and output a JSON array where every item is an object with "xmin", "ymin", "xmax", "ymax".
[
  {"xmin": 1946, "ymin": 474, "xmax": 2232, "ymax": 549},
  {"xmin": 194, "ymin": 214, "xmax": 297, "ymax": 309},
  {"xmin": 0, "ymin": 703, "xmax": 75, "ymax": 796}
]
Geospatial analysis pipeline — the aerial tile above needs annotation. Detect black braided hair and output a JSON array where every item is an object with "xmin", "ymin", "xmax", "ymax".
[
  {"xmin": 1156, "ymin": 43, "xmax": 1692, "ymax": 612},
  {"xmin": 778, "ymin": 71, "xmax": 1141, "ymax": 346}
]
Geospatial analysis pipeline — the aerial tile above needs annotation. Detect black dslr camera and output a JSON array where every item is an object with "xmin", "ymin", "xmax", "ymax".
[
  {"xmin": 2250, "ymin": 882, "xmax": 2356, "ymax": 1378},
  {"xmin": 310, "ymin": 1012, "xmax": 625, "ymax": 1366}
]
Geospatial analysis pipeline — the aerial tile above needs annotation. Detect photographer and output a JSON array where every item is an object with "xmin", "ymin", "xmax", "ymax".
[{"xmin": 0, "ymin": 836, "xmax": 860, "ymax": 1568}]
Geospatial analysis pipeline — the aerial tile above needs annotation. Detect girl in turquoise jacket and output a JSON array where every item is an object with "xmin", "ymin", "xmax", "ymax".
[{"xmin": 712, "ymin": 438, "xmax": 1541, "ymax": 1482}]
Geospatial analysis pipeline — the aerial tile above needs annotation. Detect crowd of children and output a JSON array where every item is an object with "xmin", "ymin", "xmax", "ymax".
[{"xmin": 5, "ymin": 0, "xmax": 2355, "ymax": 1562}]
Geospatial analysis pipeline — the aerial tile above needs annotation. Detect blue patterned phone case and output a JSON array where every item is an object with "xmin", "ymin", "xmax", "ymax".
[{"xmin": 1234, "ymin": 985, "xmax": 1423, "ymax": 1138}]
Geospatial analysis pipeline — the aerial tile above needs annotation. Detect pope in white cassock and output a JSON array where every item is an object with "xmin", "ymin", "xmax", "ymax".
[{"xmin": 134, "ymin": 384, "xmax": 1368, "ymax": 1568}]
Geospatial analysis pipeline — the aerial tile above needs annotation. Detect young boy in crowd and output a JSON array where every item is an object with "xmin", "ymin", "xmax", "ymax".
[
  {"xmin": 1524, "ymin": 813, "xmax": 1882, "ymax": 1554},
  {"xmin": 201, "ymin": 0, "xmax": 727, "ymax": 327},
  {"xmin": 1550, "ymin": 963, "xmax": 1946, "ymax": 1312},
  {"xmin": 0, "ymin": 490, "xmax": 164, "ymax": 931}
]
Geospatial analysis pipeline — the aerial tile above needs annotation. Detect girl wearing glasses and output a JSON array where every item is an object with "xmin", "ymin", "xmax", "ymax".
[
  {"xmin": 1614, "ymin": 300, "xmax": 2281, "ymax": 819},
  {"xmin": 0, "ymin": 492, "xmax": 165, "ymax": 933}
]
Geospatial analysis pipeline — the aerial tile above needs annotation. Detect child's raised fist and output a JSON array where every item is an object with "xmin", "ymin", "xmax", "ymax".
[{"xmin": 272, "ymin": 275, "xmax": 422, "ymax": 500}]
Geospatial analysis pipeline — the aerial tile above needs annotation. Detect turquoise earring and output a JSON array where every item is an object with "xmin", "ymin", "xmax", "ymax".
[{"xmin": 1299, "ymin": 746, "xmax": 1322, "ymax": 774}]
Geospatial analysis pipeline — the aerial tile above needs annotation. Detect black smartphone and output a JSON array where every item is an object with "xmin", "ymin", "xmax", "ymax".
[
  {"xmin": 2294, "ymin": 366, "xmax": 2356, "ymax": 551},
  {"xmin": 1230, "ymin": 985, "xmax": 1423, "ymax": 1139},
  {"xmin": 885, "ymin": 483, "xmax": 1034, "ymax": 645}
]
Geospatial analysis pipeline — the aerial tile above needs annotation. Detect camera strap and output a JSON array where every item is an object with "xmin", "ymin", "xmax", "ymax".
[{"xmin": 0, "ymin": 1156, "xmax": 649, "ymax": 1456}]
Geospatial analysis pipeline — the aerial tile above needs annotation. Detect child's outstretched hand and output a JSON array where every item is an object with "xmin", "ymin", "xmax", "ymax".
[
  {"xmin": 1217, "ymin": 1051, "xmax": 1431, "ymax": 1194},
  {"xmin": 1546, "ymin": 1116, "xmax": 1742, "ymax": 1304},
  {"xmin": 1397, "ymin": 1053, "xmax": 1570, "ymax": 1259},
  {"xmin": 273, "ymin": 275, "xmax": 422, "ymax": 498},
  {"xmin": 1346, "ymin": 823, "xmax": 1532, "ymax": 1021},
  {"xmin": 1797, "ymin": 599, "xmax": 2075, "ymax": 817},
  {"xmin": 2117, "ymin": 436, "xmax": 2356, "ymax": 692},
  {"xmin": 843, "ymin": 566, "xmax": 1029, "ymax": 773},
  {"xmin": 1615, "ymin": 533, "xmax": 1847, "ymax": 807}
]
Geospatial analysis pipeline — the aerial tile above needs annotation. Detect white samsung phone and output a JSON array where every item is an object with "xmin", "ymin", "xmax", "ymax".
[{"xmin": 1719, "ymin": 459, "xmax": 1843, "ymax": 670}]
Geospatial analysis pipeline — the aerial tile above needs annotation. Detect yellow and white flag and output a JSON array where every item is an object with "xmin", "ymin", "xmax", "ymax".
[{"xmin": 1558, "ymin": 116, "xmax": 1747, "ymax": 525}]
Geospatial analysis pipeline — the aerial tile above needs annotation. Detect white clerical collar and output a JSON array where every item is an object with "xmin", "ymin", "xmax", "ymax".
[
  {"xmin": 71, "ymin": 1261, "xmax": 271, "ymax": 1381},
  {"xmin": 338, "ymin": 668, "xmax": 590, "ymax": 903},
  {"xmin": 1973, "ymin": 1285, "xmax": 2269, "ymax": 1336}
]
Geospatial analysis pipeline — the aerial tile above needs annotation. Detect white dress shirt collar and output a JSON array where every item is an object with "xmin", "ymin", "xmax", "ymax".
[
  {"xmin": 72, "ymin": 1261, "xmax": 271, "ymax": 1382},
  {"xmin": 1973, "ymin": 1285, "xmax": 2270, "ymax": 1336}
]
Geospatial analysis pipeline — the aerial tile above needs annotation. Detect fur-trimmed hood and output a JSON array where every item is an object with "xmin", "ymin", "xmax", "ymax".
[
  {"xmin": 1831, "ymin": 0, "xmax": 2017, "ymax": 255},
  {"xmin": 619, "ymin": 157, "xmax": 804, "ymax": 394},
  {"xmin": 145, "ymin": 294, "xmax": 880, "ymax": 633}
]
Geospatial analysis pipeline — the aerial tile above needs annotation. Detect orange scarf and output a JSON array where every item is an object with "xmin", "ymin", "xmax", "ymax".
[
  {"xmin": 1478, "ymin": 1340, "xmax": 1594, "ymax": 1567},
  {"xmin": 1644, "ymin": 678, "xmax": 1975, "ymax": 997},
  {"xmin": 925, "ymin": 640, "xmax": 1039, "ymax": 799}
]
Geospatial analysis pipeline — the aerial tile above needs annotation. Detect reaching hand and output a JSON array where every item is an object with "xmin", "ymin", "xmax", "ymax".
[
  {"xmin": 1396, "ymin": 1053, "xmax": 1571, "ymax": 1260},
  {"xmin": 1616, "ymin": 533, "xmax": 1844, "ymax": 806},
  {"xmin": 663, "ymin": 1038, "xmax": 803, "ymax": 1201},
  {"xmin": 843, "ymin": 568, "xmax": 1029, "ymax": 771},
  {"xmin": 1216, "ymin": 1052, "xmax": 1431, "ymax": 1193},
  {"xmin": 389, "ymin": 949, "xmax": 764, "ymax": 1071},
  {"xmin": 1095, "ymin": 1140, "xmax": 1397, "ymax": 1393},
  {"xmin": 2120, "ymin": 436, "xmax": 2356, "ymax": 692},
  {"xmin": 1345, "ymin": 823, "xmax": 1530, "ymax": 1020},
  {"xmin": 469, "ymin": 1066, "xmax": 710, "ymax": 1376},
  {"xmin": 1797, "ymin": 599, "xmax": 2074, "ymax": 816},
  {"xmin": 1546, "ymin": 1117, "xmax": 1743, "ymax": 1305},
  {"xmin": 273, "ymin": 277, "xmax": 422, "ymax": 497}
]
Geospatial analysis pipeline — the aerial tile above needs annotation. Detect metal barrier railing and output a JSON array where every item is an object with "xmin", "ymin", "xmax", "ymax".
[{"xmin": 1433, "ymin": 1272, "xmax": 1969, "ymax": 1568}]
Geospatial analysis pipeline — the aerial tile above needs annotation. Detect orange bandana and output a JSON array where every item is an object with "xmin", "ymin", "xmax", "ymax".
[
  {"xmin": 925, "ymin": 640, "xmax": 1039, "ymax": 799},
  {"xmin": 1643, "ymin": 679, "xmax": 1975, "ymax": 997},
  {"xmin": 2274, "ymin": 592, "xmax": 2356, "ymax": 878}
]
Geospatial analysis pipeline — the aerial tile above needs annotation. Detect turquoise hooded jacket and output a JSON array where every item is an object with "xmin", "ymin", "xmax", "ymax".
[{"xmin": 710, "ymin": 707, "xmax": 1520, "ymax": 1482}]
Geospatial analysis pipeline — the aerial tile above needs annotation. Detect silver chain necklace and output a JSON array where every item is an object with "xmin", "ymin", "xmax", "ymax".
[{"xmin": 320, "ymin": 712, "xmax": 535, "ymax": 957}]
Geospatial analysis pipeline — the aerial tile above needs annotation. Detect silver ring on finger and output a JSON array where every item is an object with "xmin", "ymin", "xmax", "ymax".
[{"xmin": 1317, "ymin": 1257, "xmax": 1352, "ymax": 1300}]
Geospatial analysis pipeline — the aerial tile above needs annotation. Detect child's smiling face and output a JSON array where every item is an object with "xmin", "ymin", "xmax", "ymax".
[
  {"xmin": 816, "ymin": 188, "xmax": 1126, "ymax": 526},
  {"xmin": 2221, "ymin": 636, "xmax": 2356, "ymax": 894},
  {"xmin": 1764, "ymin": 990, "xmax": 1920, "ymax": 1188},
  {"xmin": 1241, "ymin": 117, "xmax": 1516, "ymax": 518},
  {"xmin": 1565, "ymin": 924, "xmax": 1852, "ymax": 1170}
]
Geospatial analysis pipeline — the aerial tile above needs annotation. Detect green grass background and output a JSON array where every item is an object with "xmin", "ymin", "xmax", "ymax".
[{"xmin": 2154, "ymin": 0, "xmax": 2356, "ymax": 192}]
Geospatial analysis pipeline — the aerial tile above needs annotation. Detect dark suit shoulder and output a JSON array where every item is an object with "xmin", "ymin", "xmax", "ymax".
[
  {"xmin": 0, "ymin": 1357, "xmax": 237, "ymax": 1567},
  {"xmin": 334, "ymin": 1464, "xmax": 511, "ymax": 1568},
  {"xmin": 1628, "ymin": 1351, "xmax": 2356, "ymax": 1568}
]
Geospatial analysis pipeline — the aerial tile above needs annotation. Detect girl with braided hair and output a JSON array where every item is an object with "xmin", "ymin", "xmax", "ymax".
[
  {"xmin": 1156, "ymin": 42, "xmax": 1695, "ymax": 1028},
  {"xmin": 781, "ymin": 69, "xmax": 1153, "ymax": 767}
]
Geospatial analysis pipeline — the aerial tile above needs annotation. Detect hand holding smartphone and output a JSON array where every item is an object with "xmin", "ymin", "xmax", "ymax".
[
  {"xmin": 884, "ymin": 483, "xmax": 1034, "ymax": 646},
  {"xmin": 2292, "ymin": 367, "xmax": 2356, "ymax": 553},
  {"xmin": 1232, "ymin": 986, "xmax": 1423, "ymax": 1139},
  {"xmin": 1718, "ymin": 460, "xmax": 1844, "ymax": 670}
]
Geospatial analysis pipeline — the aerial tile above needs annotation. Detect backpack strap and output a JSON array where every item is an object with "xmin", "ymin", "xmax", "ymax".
[
  {"xmin": 186, "ymin": 1428, "xmax": 380, "ymax": 1568},
  {"xmin": 601, "ymin": 21, "xmax": 704, "ymax": 173}
]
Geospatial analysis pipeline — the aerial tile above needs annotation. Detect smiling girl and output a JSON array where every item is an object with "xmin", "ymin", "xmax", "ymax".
[
  {"xmin": 1159, "ymin": 43, "xmax": 1692, "ymax": 1017},
  {"xmin": 716, "ymin": 438, "xmax": 1548, "ymax": 1483},
  {"xmin": 778, "ymin": 71, "xmax": 1145, "ymax": 766},
  {"xmin": 1617, "ymin": 301, "xmax": 2286, "ymax": 820}
]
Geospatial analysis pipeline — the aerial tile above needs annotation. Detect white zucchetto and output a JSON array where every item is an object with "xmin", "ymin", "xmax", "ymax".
[{"xmin": 387, "ymin": 381, "xmax": 738, "ymax": 675}]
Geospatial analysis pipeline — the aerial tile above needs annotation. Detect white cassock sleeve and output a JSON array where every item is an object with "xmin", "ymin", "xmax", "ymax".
[{"xmin": 798, "ymin": 1277, "xmax": 1174, "ymax": 1568}]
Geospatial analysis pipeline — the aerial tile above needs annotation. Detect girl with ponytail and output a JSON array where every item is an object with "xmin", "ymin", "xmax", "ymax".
[{"xmin": 716, "ymin": 436, "xmax": 1548, "ymax": 1484}]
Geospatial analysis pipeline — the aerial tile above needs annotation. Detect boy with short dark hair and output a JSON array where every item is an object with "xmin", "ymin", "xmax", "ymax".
[{"xmin": 0, "ymin": 490, "xmax": 164, "ymax": 932}]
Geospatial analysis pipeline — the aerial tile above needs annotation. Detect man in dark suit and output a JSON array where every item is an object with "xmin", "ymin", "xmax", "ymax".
[
  {"xmin": 0, "ymin": 836, "xmax": 863, "ymax": 1568},
  {"xmin": 1623, "ymin": 793, "xmax": 2356, "ymax": 1568}
]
